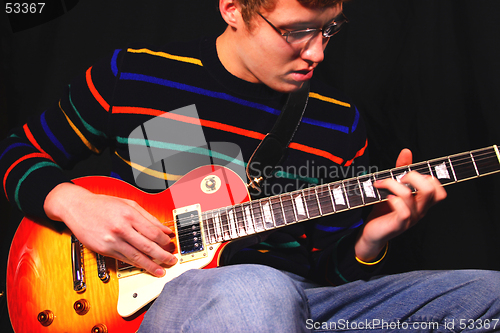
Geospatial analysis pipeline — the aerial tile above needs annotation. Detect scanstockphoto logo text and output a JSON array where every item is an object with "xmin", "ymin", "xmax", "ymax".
[
  {"xmin": 305, "ymin": 318, "xmax": 500, "ymax": 331},
  {"xmin": 248, "ymin": 161, "xmax": 379, "ymax": 196}
]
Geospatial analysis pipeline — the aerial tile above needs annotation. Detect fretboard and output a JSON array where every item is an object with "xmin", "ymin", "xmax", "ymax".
[{"xmin": 201, "ymin": 146, "xmax": 500, "ymax": 245}]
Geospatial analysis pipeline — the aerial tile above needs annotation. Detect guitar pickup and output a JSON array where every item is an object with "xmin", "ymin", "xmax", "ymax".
[
  {"xmin": 173, "ymin": 204, "xmax": 207, "ymax": 263},
  {"xmin": 71, "ymin": 235, "xmax": 86, "ymax": 292}
]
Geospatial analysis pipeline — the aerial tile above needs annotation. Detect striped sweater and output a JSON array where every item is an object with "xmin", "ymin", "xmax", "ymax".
[{"xmin": 0, "ymin": 36, "xmax": 382, "ymax": 285}]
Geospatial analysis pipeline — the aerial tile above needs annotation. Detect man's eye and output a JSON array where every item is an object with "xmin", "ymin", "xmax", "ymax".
[{"xmin": 290, "ymin": 30, "xmax": 313, "ymax": 40}]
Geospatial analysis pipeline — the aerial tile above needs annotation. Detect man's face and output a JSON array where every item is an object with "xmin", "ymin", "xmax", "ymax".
[{"xmin": 233, "ymin": 0, "xmax": 342, "ymax": 92}]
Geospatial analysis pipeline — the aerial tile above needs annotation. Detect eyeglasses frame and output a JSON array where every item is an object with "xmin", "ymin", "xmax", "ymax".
[{"xmin": 257, "ymin": 11, "xmax": 348, "ymax": 44}]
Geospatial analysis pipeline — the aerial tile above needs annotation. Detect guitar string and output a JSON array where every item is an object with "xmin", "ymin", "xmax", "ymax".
[
  {"xmin": 201, "ymin": 149, "xmax": 500, "ymax": 243},
  {"xmin": 195, "ymin": 149, "xmax": 497, "ymax": 224},
  {"xmin": 179, "ymin": 149, "xmax": 500, "ymax": 242},
  {"xmin": 177, "ymin": 149, "xmax": 500, "ymax": 242}
]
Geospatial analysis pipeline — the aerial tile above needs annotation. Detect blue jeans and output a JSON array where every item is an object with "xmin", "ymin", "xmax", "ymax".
[{"xmin": 138, "ymin": 264, "xmax": 500, "ymax": 332}]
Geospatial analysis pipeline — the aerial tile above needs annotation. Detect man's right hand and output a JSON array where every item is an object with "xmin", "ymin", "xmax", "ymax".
[{"xmin": 44, "ymin": 182, "xmax": 177, "ymax": 277}]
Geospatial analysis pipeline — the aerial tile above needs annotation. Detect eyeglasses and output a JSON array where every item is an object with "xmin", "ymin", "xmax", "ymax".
[{"xmin": 257, "ymin": 12, "xmax": 348, "ymax": 44}]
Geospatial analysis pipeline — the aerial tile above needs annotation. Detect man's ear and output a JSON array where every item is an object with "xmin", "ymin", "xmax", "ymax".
[{"xmin": 219, "ymin": 0, "xmax": 241, "ymax": 27}]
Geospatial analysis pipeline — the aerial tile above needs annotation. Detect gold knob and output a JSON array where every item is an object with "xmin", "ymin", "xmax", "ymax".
[
  {"xmin": 37, "ymin": 310, "xmax": 54, "ymax": 326},
  {"xmin": 74, "ymin": 299, "xmax": 90, "ymax": 315},
  {"xmin": 91, "ymin": 324, "xmax": 108, "ymax": 333}
]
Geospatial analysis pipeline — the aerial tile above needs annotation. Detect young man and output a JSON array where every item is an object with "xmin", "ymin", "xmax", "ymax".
[{"xmin": 1, "ymin": 0, "xmax": 499, "ymax": 331}]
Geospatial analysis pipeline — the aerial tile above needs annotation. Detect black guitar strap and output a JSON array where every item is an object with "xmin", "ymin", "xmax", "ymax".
[{"xmin": 246, "ymin": 81, "xmax": 310, "ymax": 192}]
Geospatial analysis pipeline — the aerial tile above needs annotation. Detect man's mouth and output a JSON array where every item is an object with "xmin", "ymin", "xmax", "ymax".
[{"xmin": 290, "ymin": 69, "xmax": 314, "ymax": 82}]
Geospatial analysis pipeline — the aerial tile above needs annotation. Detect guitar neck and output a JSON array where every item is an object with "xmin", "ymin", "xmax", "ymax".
[{"xmin": 201, "ymin": 146, "xmax": 500, "ymax": 244}]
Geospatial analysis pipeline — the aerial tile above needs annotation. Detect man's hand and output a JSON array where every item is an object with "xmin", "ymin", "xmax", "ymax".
[
  {"xmin": 44, "ymin": 182, "xmax": 177, "ymax": 277},
  {"xmin": 355, "ymin": 149, "xmax": 447, "ymax": 262}
]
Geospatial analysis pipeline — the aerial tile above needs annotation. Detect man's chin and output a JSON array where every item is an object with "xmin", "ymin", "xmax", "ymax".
[{"xmin": 272, "ymin": 80, "xmax": 306, "ymax": 93}]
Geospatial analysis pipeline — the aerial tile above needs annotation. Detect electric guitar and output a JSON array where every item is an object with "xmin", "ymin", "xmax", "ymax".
[{"xmin": 7, "ymin": 146, "xmax": 500, "ymax": 333}]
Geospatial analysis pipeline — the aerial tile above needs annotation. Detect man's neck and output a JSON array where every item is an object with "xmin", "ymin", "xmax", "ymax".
[{"xmin": 216, "ymin": 28, "xmax": 261, "ymax": 85}]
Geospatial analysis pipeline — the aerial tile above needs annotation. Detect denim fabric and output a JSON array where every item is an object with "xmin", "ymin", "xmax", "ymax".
[{"xmin": 138, "ymin": 264, "xmax": 500, "ymax": 332}]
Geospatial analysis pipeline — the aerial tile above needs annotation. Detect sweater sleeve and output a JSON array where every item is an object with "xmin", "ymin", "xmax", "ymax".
[
  {"xmin": 308, "ymin": 110, "xmax": 388, "ymax": 285},
  {"xmin": 0, "ymin": 49, "xmax": 124, "ymax": 219}
]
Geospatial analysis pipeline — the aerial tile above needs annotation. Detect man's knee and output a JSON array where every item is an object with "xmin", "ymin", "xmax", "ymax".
[{"xmin": 183, "ymin": 264, "xmax": 308, "ymax": 308}]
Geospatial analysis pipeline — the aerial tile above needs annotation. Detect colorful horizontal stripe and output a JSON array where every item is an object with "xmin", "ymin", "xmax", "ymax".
[
  {"xmin": 116, "ymin": 136, "xmax": 247, "ymax": 167},
  {"xmin": 113, "ymin": 106, "xmax": 266, "ymax": 141},
  {"xmin": 260, "ymin": 241, "xmax": 301, "ymax": 248},
  {"xmin": 68, "ymin": 85, "xmax": 108, "ymax": 138},
  {"xmin": 22, "ymin": 124, "xmax": 54, "ymax": 162},
  {"xmin": 0, "ymin": 142, "xmax": 32, "ymax": 160},
  {"xmin": 14, "ymin": 161, "xmax": 60, "ymax": 210},
  {"xmin": 40, "ymin": 111, "xmax": 71, "ymax": 159},
  {"xmin": 59, "ymin": 101, "xmax": 101, "ymax": 154},
  {"xmin": 315, "ymin": 219, "xmax": 363, "ymax": 233},
  {"xmin": 127, "ymin": 48, "xmax": 203, "ymax": 67},
  {"xmin": 309, "ymin": 92, "xmax": 351, "ymax": 108},
  {"xmin": 86, "ymin": 67, "xmax": 110, "ymax": 111},
  {"xmin": 351, "ymin": 107, "xmax": 360, "ymax": 132},
  {"xmin": 289, "ymin": 142, "xmax": 344, "ymax": 165},
  {"xmin": 111, "ymin": 49, "xmax": 122, "ymax": 76},
  {"xmin": 3, "ymin": 152, "xmax": 53, "ymax": 200},
  {"xmin": 115, "ymin": 151, "xmax": 182, "ymax": 181},
  {"xmin": 274, "ymin": 170, "xmax": 319, "ymax": 184},
  {"xmin": 344, "ymin": 139, "xmax": 368, "ymax": 166}
]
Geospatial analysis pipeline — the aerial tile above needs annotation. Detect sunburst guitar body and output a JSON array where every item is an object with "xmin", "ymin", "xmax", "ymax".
[{"xmin": 7, "ymin": 165, "xmax": 250, "ymax": 333}]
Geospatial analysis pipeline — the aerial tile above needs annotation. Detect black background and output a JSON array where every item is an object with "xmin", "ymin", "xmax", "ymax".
[{"xmin": 1, "ymin": 0, "xmax": 500, "ymax": 331}]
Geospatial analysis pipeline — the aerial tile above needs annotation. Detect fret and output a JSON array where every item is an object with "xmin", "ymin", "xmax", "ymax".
[
  {"xmin": 315, "ymin": 187, "xmax": 323, "ymax": 215},
  {"xmin": 391, "ymin": 166, "xmax": 416, "ymax": 192},
  {"xmin": 301, "ymin": 190, "xmax": 311, "ymax": 217},
  {"xmin": 316, "ymin": 184, "xmax": 335, "ymax": 215},
  {"xmin": 448, "ymin": 157, "xmax": 458, "ymax": 182},
  {"xmin": 428, "ymin": 158, "xmax": 454, "ymax": 185},
  {"xmin": 281, "ymin": 194, "xmax": 297, "ymax": 224},
  {"xmin": 251, "ymin": 201, "xmax": 265, "ymax": 232},
  {"xmin": 358, "ymin": 174, "xmax": 379, "ymax": 204},
  {"xmin": 330, "ymin": 182, "xmax": 348, "ymax": 211},
  {"xmin": 357, "ymin": 178, "xmax": 366, "ymax": 205},
  {"xmin": 242, "ymin": 203, "xmax": 256, "ymax": 234},
  {"xmin": 411, "ymin": 161, "xmax": 432, "ymax": 177},
  {"xmin": 426, "ymin": 161, "xmax": 434, "ymax": 177},
  {"xmin": 392, "ymin": 166, "xmax": 410, "ymax": 181},
  {"xmin": 201, "ymin": 212, "xmax": 209, "ymax": 244},
  {"xmin": 270, "ymin": 197, "xmax": 286, "ymax": 227},
  {"xmin": 220, "ymin": 210, "xmax": 231, "ymax": 241},
  {"xmin": 227, "ymin": 208, "xmax": 238, "ymax": 239},
  {"xmin": 292, "ymin": 192, "xmax": 308, "ymax": 221},
  {"xmin": 473, "ymin": 147, "xmax": 500, "ymax": 175},
  {"xmin": 343, "ymin": 178, "xmax": 364, "ymax": 208},
  {"xmin": 449, "ymin": 152, "xmax": 476, "ymax": 181},
  {"xmin": 469, "ymin": 153, "xmax": 480, "ymax": 177},
  {"xmin": 202, "ymin": 212, "xmax": 216, "ymax": 244},
  {"xmin": 315, "ymin": 187, "xmax": 323, "ymax": 216},
  {"xmin": 374, "ymin": 170, "xmax": 392, "ymax": 200},
  {"xmin": 202, "ymin": 212, "xmax": 211, "ymax": 244},
  {"xmin": 234, "ymin": 205, "xmax": 248, "ymax": 237},
  {"xmin": 213, "ymin": 211, "xmax": 223, "ymax": 242},
  {"xmin": 260, "ymin": 199, "xmax": 275, "ymax": 230},
  {"xmin": 303, "ymin": 187, "xmax": 321, "ymax": 218}
]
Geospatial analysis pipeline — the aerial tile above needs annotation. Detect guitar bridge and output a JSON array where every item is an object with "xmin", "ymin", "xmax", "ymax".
[{"xmin": 173, "ymin": 204, "xmax": 207, "ymax": 263}]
